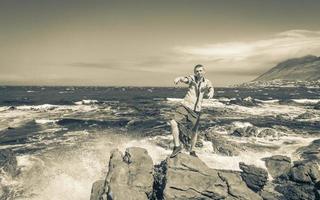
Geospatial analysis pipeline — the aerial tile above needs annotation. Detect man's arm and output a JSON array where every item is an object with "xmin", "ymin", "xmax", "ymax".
[
  {"xmin": 206, "ymin": 80, "xmax": 214, "ymax": 99},
  {"xmin": 207, "ymin": 87, "xmax": 214, "ymax": 99},
  {"xmin": 174, "ymin": 76, "xmax": 190, "ymax": 85}
]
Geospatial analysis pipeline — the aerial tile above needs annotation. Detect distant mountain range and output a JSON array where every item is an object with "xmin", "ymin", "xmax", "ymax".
[
  {"xmin": 238, "ymin": 55, "xmax": 320, "ymax": 88},
  {"xmin": 255, "ymin": 55, "xmax": 320, "ymax": 81}
]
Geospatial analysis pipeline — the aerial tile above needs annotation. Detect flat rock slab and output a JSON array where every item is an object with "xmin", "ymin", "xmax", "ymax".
[
  {"xmin": 162, "ymin": 153, "xmax": 263, "ymax": 200},
  {"xmin": 163, "ymin": 153, "xmax": 228, "ymax": 200}
]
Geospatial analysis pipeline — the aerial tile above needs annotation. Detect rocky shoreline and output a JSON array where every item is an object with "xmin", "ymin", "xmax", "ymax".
[
  {"xmin": 236, "ymin": 80, "xmax": 320, "ymax": 88},
  {"xmin": 0, "ymin": 139, "xmax": 319, "ymax": 199},
  {"xmin": 90, "ymin": 139, "xmax": 320, "ymax": 200}
]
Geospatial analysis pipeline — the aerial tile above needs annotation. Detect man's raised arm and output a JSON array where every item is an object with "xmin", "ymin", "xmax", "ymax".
[
  {"xmin": 207, "ymin": 80, "xmax": 214, "ymax": 99},
  {"xmin": 174, "ymin": 76, "xmax": 189, "ymax": 85}
]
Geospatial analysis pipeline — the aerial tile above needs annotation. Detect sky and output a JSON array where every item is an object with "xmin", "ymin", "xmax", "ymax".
[{"xmin": 1, "ymin": 0, "xmax": 320, "ymax": 87}]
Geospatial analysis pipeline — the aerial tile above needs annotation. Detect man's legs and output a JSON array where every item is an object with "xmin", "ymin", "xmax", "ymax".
[
  {"xmin": 189, "ymin": 112, "xmax": 200, "ymax": 157},
  {"xmin": 189, "ymin": 131, "xmax": 198, "ymax": 157},
  {"xmin": 190, "ymin": 131, "xmax": 198, "ymax": 152},
  {"xmin": 170, "ymin": 119, "xmax": 182, "ymax": 158},
  {"xmin": 170, "ymin": 119, "xmax": 180, "ymax": 147}
]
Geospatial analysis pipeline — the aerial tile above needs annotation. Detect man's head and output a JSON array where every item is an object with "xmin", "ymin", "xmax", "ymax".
[{"xmin": 194, "ymin": 64, "xmax": 205, "ymax": 79}]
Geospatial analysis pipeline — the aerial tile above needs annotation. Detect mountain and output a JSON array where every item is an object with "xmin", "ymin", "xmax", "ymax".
[{"xmin": 254, "ymin": 55, "xmax": 320, "ymax": 81}]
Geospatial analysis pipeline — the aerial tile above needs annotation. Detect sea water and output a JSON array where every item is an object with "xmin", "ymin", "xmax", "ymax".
[{"xmin": 0, "ymin": 86, "xmax": 319, "ymax": 199}]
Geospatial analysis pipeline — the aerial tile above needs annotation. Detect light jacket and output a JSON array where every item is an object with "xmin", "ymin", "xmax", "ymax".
[{"xmin": 182, "ymin": 75, "xmax": 213, "ymax": 112}]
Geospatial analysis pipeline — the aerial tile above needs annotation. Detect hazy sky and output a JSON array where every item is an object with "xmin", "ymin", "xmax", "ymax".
[{"xmin": 1, "ymin": 0, "xmax": 320, "ymax": 86}]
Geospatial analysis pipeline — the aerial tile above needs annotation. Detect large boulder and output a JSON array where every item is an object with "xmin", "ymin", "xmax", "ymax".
[
  {"xmin": 162, "ymin": 153, "xmax": 228, "ymax": 200},
  {"xmin": 263, "ymin": 155, "xmax": 291, "ymax": 179},
  {"xmin": 90, "ymin": 147, "xmax": 154, "ymax": 200},
  {"xmin": 289, "ymin": 161, "xmax": 320, "ymax": 184},
  {"xmin": 161, "ymin": 153, "xmax": 262, "ymax": 200},
  {"xmin": 239, "ymin": 162, "xmax": 268, "ymax": 192}
]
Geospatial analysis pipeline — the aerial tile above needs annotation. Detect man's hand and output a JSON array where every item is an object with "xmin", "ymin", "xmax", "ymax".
[
  {"xmin": 207, "ymin": 89, "xmax": 214, "ymax": 99},
  {"xmin": 174, "ymin": 77, "xmax": 181, "ymax": 85}
]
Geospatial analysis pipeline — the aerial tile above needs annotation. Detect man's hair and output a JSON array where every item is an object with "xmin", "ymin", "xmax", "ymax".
[{"xmin": 194, "ymin": 64, "xmax": 204, "ymax": 71}]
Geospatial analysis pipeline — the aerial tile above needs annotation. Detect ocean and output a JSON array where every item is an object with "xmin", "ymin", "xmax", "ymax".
[{"xmin": 0, "ymin": 86, "xmax": 319, "ymax": 200}]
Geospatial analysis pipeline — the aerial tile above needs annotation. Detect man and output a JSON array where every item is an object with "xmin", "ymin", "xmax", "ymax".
[{"xmin": 170, "ymin": 64, "xmax": 214, "ymax": 158}]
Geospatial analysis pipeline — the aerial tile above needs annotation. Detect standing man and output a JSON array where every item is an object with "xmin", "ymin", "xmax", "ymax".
[{"xmin": 170, "ymin": 64, "xmax": 214, "ymax": 158}]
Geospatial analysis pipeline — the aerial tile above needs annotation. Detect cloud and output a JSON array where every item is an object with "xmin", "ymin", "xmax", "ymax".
[
  {"xmin": 69, "ymin": 61, "xmax": 131, "ymax": 70},
  {"xmin": 69, "ymin": 57, "xmax": 184, "ymax": 74},
  {"xmin": 173, "ymin": 29, "xmax": 320, "ymax": 75},
  {"xmin": 69, "ymin": 30, "xmax": 320, "ymax": 79}
]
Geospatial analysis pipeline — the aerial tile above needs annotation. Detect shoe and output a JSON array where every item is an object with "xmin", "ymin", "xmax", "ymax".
[
  {"xmin": 170, "ymin": 146, "xmax": 182, "ymax": 158},
  {"xmin": 190, "ymin": 151, "xmax": 198, "ymax": 157}
]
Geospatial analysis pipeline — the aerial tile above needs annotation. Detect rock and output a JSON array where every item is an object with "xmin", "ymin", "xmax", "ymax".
[
  {"xmin": 90, "ymin": 180, "xmax": 105, "ymax": 200},
  {"xmin": 315, "ymin": 181, "xmax": 320, "ymax": 199},
  {"xmin": 0, "ymin": 149, "xmax": 18, "ymax": 177},
  {"xmin": 239, "ymin": 162, "xmax": 268, "ymax": 192},
  {"xmin": 296, "ymin": 112, "xmax": 317, "ymax": 119},
  {"xmin": 90, "ymin": 147, "xmax": 154, "ymax": 200},
  {"xmin": 152, "ymin": 136, "xmax": 173, "ymax": 150},
  {"xmin": 163, "ymin": 153, "xmax": 228, "ymax": 199},
  {"xmin": 231, "ymin": 126, "xmax": 258, "ymax": 137},
  {"xmin": 212, "ymin": 138, "xmax": 241, "ymax": 156},
  {"xmin": 229, "ymin": 97, "xmax": 259, "ymax": 107},
  {"xmin": 289, "ymin": 161, "xmax": 320, "ymax": 184},
  {"xmin": 205, "ymin": 132, "xmax": 242, "ymax": 156},
  {"xmin": 8, "ymin": 106, "xmax": 15, "ymax": 110},
  {"xmin": 161, "ymin": 153, "xmax": 262, "ymax": 200},
  {"xmin": 257, "ymin": 128, "xmax": 279, "ymax": 138},
  {"xmin": 296, "ymin": 139, "xmax": 320, "ymax": 162},
  {"xmin": 91, "ymin": 148, "xmax": 266, "ymax": 200},
  {"xmin": 152, "ymin": 161, "xmax": 167, "ymax": 200},
  {"xmin": 263, "ymin": 155, "xmax": 291, "ymax": 179},
  {"xmin": 218, "ymin": 171, "xmax": 263, "ymax": 200},
  {"xmin": 275, "ymin": 181, "xmax": 316, "ymax": 200},
  {"xmin": 314, "ymin": 102, "xmax": 320, "ymax": 110},
  {"xmin": 259, "ymin": 182, "xmax": 285, "ymax": 200}
]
